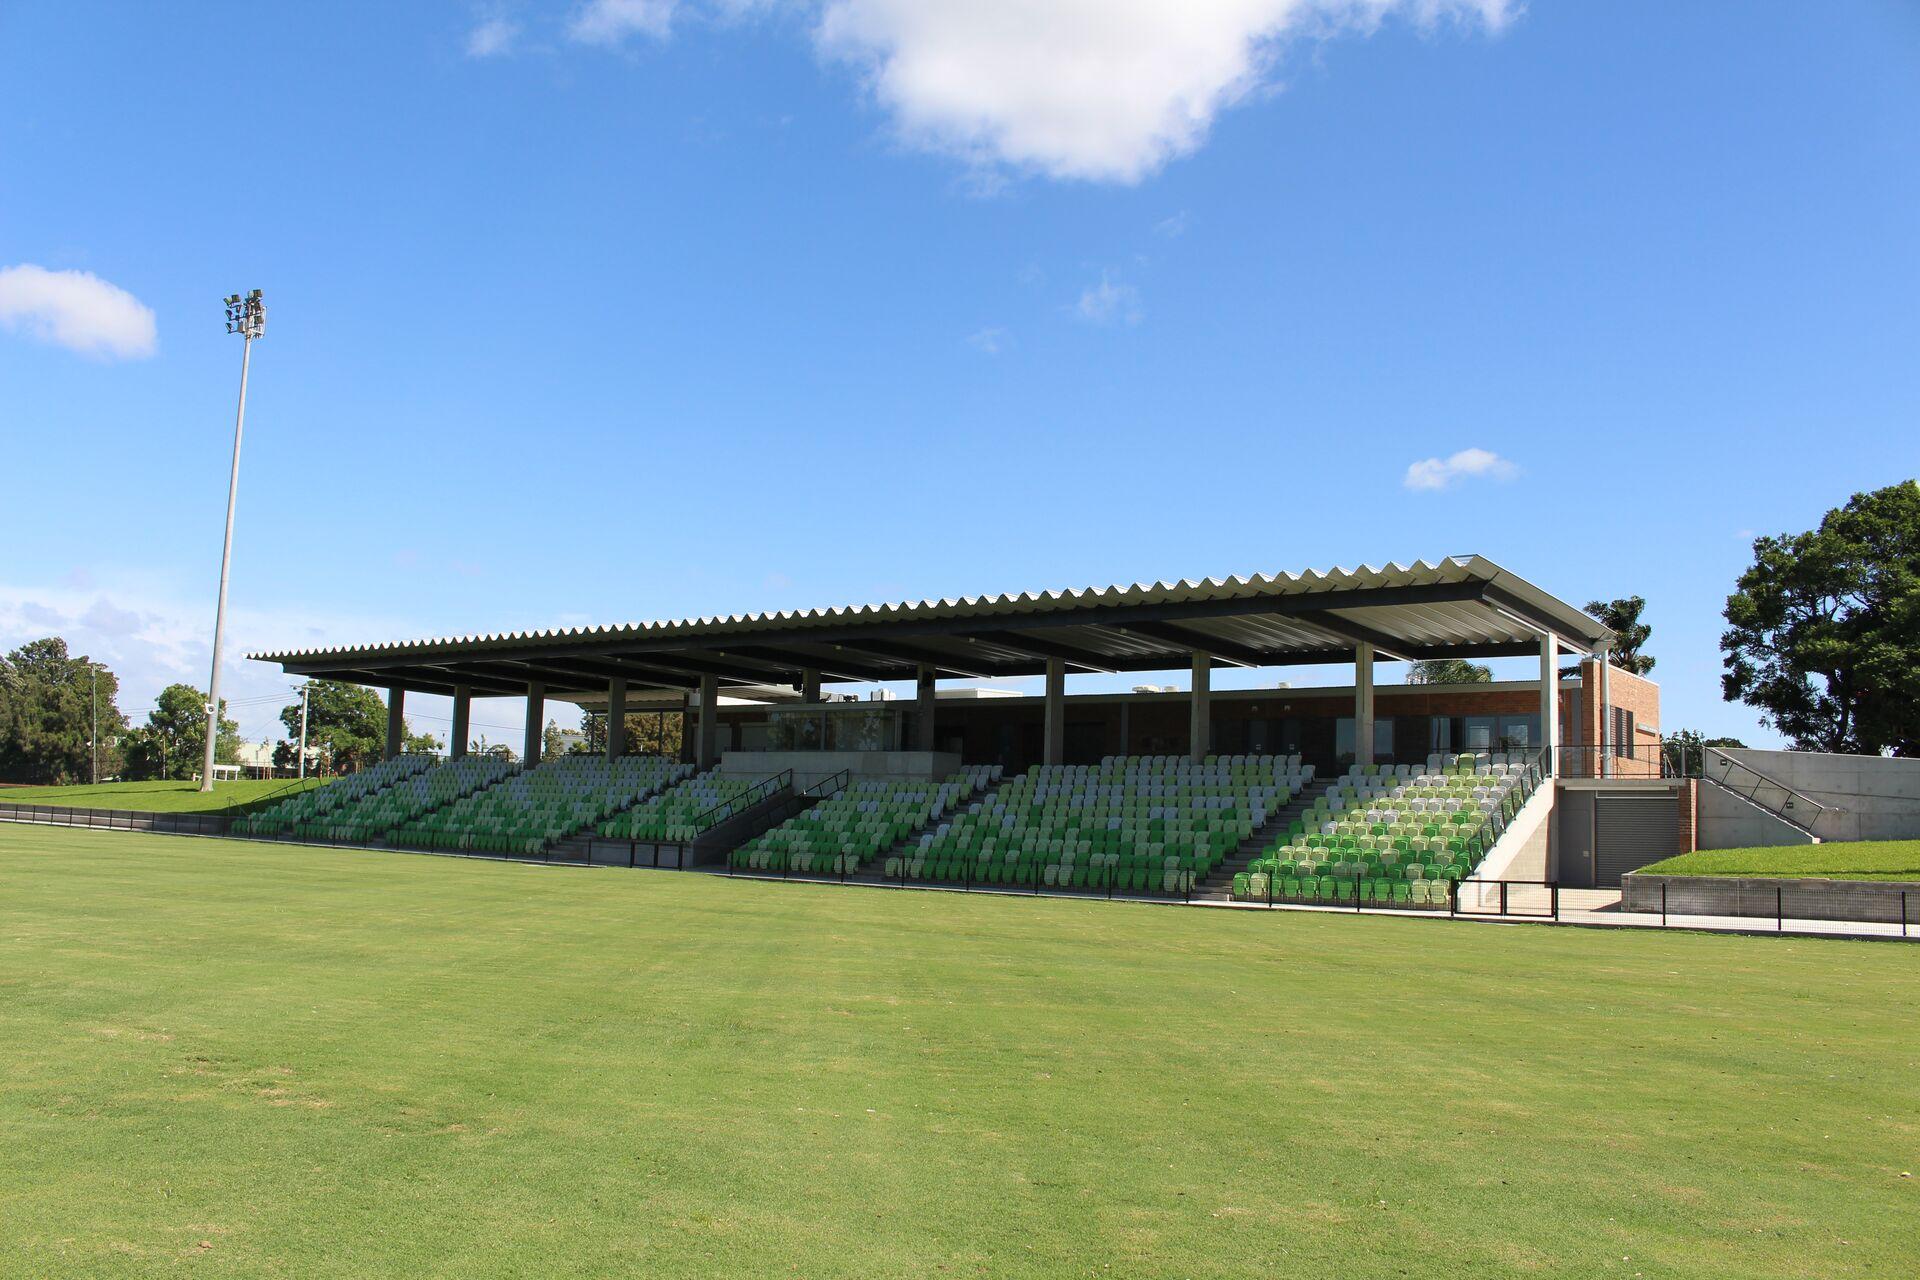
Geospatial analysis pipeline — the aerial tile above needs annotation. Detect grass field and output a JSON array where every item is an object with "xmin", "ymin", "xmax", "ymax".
[
  {"xmin": 2, "ymin": 827, "xmax": 1915, "ymax": 1279},
  {"xmin": 0, "ymin": 777, "xmax": 329, "ymax": 814},
  {"xmin": 1640, "ymin": 839, "xmax": 1920, "ymax": 881}
]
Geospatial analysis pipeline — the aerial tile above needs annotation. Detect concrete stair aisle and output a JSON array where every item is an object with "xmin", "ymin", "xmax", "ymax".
[{"xmin": 1192, "ymin": 778, "xmax": 1333, "ymax": 902}]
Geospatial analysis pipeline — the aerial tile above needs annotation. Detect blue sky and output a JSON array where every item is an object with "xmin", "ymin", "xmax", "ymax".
[{"xmin": 2, "ymin": 0, "xmax": 1917, "ymax": 749}]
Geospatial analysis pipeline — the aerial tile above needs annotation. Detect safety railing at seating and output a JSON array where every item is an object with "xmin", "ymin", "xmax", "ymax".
[
  {"xmin": 1554, "ymin": 743, "xmax": 1689, "ymax": 780},
  {"xmin": 1455, "ymin": 746, "xmax": 1549, "ymax": 879},
  {"xmin": 691, "ymin": 771, "xmax": 793, "ymax": 835},
  {"xmin": 803, "ymin": 770, "xmax": 851, "ymax": 801},
  {"xmin": 1552, "ymin": 744, "xmax": 1665, "ymax": 780}
]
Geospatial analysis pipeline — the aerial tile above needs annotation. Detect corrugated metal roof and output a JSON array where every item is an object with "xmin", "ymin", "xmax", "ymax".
[{"xmin": 248, "ymin": 555, "xmax": 1610, "ymax": 666}]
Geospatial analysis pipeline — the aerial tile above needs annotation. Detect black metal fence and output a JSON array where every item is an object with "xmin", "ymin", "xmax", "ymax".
[
  {"xmin": 1632, "ymin": 876, "xmax": 1914, "ymax": 936},
  {"xmin": 0, "ymin": 802, "xmax": 230, "ymax": 837}
]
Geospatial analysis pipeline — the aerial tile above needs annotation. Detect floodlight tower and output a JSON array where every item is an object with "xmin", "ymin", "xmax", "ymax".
[{"xmin": 200, "ymin": 289, "xmax": 266, "ymax": 792}]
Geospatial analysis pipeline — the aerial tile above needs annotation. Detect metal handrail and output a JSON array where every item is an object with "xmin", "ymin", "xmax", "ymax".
[
  {"xmin": 692, "ymin": 770, "xmax": 792, "ymax": 834},
  {"xmin": 803, "ymin": 769, "xmax": 851, "ymax": 800},
  {"xmin": 1458, "ymin": 746, "xmax": 1548, "ymax": 877},
  {"xmin": 1702, "ymin": 746, "xmax": 1828, "ymax": 828}
]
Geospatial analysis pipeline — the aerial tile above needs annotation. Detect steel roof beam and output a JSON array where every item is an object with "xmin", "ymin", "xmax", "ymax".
[
  {"xmin": 962, "ymin": 629, "xmax": 1117, "ymax": 674},
  {"xmin": 1287, "ymin": 610, "xmax": 1418, "ymax": 664},
  {"xmin": 1113, "ymin": 620, "xmax": 1271, "ymax": 668}
]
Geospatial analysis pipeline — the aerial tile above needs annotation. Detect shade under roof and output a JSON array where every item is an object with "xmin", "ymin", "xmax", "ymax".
[{"xmin": 248, "ymin": 556, "xmax": 1613, "ymax": 700}]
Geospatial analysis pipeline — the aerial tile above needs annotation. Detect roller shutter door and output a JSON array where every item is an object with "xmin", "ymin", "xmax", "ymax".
[{"xmin": 1594, "ymin": 794, "xmax": 1677, "ymax": 887}]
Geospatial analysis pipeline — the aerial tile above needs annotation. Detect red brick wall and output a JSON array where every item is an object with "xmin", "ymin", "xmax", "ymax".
[{"xmin": 1565, "ymin": 659, "xmax": 1663, "ymax": 777}]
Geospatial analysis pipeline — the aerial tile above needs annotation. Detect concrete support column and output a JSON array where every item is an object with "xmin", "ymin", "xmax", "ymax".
[
  {"xmin": 1042, "ymin": 657, "xmax": 1066, "ymax": 766},
  {"xmin": 1539, "ymin": 635, "xmax": 1560, "ymax": 777},
  {"xmin": 384, "ymin": 687, "xmax": 405, "ymax": 761},
  {"xmin": 523, "ymin": 682, "xmax": 545, "ymax": 768},
  {"xmin": 696, "ymin": 674, "xmax": 719, "ymax": 769},
  {"xmin": 1189, "ymin": 651, "xmax": 1211, "ymax": 764},
  {"xmin": 800, "ymin": 668, "xmax": 821, "ymax": 704},
  {"xmin": 450, "ymin": 685, "xmax": 471, "ymax": 760},
  {"xmin": 606, "ymin": 677, "xmax": 627, "ymax": 760},
  {"xmin": 915, "ymin": 664, "xmax": 937, "ymax": 752},
  {"xmin": 1354, "ymin": 642, "xmax": 1376, "ymax": 766},
  {"xmin": 1597, "ymin": 643, "xmax": 1612, "ymax": 780}
]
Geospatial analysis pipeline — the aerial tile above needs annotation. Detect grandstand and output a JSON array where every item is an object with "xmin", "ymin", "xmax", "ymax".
[{"xmin": 243, "ymin": 558, "xmax": 1689, "ymax": 892}]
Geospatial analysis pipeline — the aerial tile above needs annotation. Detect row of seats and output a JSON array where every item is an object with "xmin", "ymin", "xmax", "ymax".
[
  {"xmin": 1231, "ymin": 872, "xmax": 1457, "ymax": 906},
  {"xmin": 900, "ymin": 756, "xmax": 1313, "ymax": 895},
  {"xmin": 231, "ymin": 754, "xmax": 435, "ymax": 837},
  {"xmin": 391, "ymin": 756, "xmax": 691, "ymax": 856},
  {"xmin": 290, "ymin": 756, "xmax": 517, "ymax": 844},
  {"xmin": 730, "ymin": 766, "xmax": 1002, "ymax": 875},
  {"xmin": 599, "ymin": 771, "xmax": 768, "ymax": 842},
  {"xmin": 1232, "ymin": 758, "xmax": 1540, "ymax": 903}
]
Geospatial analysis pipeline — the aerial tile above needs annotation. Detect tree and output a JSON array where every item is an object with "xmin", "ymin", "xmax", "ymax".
[
  {"xmin": 542, "ymin": 718, "xmax": 567, "ymax": 759},
  {"xmin": 1584, "ymin": 596, "xmax": 1655, "ymax": 675},
  {"xmin": 1405, "ymin": 659, "xmax": 1491, "ymax": 685},
  {"xmin": 0, "ymin": 638, "xmax": 129, "ymax": 784},
  {"xmin": 404, "ymin": 726, "xmax": 443, "ymax": 755},
  {"xmin": 1722, "ymin": 480, "xmax": 1920, "ymax": 755},
  {"xmin": 1661, "ymin": 729, "xmax": 1748, "ymax": 777},
  {"xmin": 277, "ymin": 680, "xmax": 388, "ymax": 773},
  {"xmin": 123, "ymin": 683, "xmax": 241, "ymax": 780}
]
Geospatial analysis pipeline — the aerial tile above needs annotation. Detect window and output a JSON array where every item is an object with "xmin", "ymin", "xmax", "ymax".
[
  {"xmin": 1334, "ymin": 718, "xmax": 1395, "ymax": 764},
  {"xmin": 1610, "ymin": 707, "xmax": 1636, "ymax": 758}
]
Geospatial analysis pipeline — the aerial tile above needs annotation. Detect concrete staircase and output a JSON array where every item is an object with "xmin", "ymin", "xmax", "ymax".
[{"xmin": 1191, "ymin": 778, "xmax": 1333, "ymax": 902}]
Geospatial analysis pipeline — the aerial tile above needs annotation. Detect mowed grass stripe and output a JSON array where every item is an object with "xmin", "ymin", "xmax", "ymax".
[{"xmin": 1, "ymin": 825, "xmax": 1915, "ymax": 1279}]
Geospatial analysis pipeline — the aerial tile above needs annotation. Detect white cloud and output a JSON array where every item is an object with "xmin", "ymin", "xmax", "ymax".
[
  {"xmin": 0, "ymin": 264, "xmax": 157, "ymax": 359},
  {"xmin": 966, "ymin": 325, "xmax": 1010, "ymax": 354},
  {"xmin": 1154, "ymin": 211, "xmax": 1192, "ymax": 238},
  {"xmin": 1403, "ymin": 447, "xmax": 1518, "ymax": 492},
  {"xmin": 0, "ymin": 576, "xmax": 426, "ymax": 743},
  {"xmin": 1073, "ymin": 273, "xmax": 1142, "ymax": 326},
  {"xmin": 466, "ymin": 16, "xmax": 521, "ymax": 57},
  {"xmin": 813, "ymin": 0, "xmax": 1518, "ymax": 183},
  {"xmin": 569, "ymin": 0, "xmax": 678, "ymax": 44}
]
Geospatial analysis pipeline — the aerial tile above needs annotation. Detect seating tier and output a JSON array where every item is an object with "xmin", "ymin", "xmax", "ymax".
[
  {"xmin": 288, "ymin": 755, "xmax": 517, "ymax": 844},
  {"xmin": 598, "ymin": 771, "xmax": 768, "ymax": 842},
  {"xmin": 729, "ymin": 765, "xmax": 1002, "ymax": 875},
  {"xmin": 893, "ymin": 754, "xmax": 1312, "ymax": 895},
  {"xmin": 392, "ymin": 755, "xmax": 691, "ymax": 856},
  {"xmin": 231, "ymin": 754, "xmax": 436, "ymax": 837},
  {"xmin": 1231, "ymin": 753, "xmax": 1540, "ymax": 905}
]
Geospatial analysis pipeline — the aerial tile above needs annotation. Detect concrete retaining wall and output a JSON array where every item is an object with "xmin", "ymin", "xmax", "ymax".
[
  {"xmin": 1709, "ymin": 749, "xmax": 1920, "ymax": 844},
  {"xmin": 1696, "ymin": 783, "xmax": 1817, "ymax": 850},
  {"xmin": 1623, "ymin": 873, "xmax": 1920, "ymax": 925}
]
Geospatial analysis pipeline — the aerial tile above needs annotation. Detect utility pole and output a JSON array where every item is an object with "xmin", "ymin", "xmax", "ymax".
[
  {"xmin": 297, "ymin": 682, "xmax": 312, "ymax": 781},
  {"xmin": 201, "ymin": 289, "xmax": 266, "ymax": 791},
  {"xmin": 89, "ymin": 660, "xmax": 98, "ymax": 785}
]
